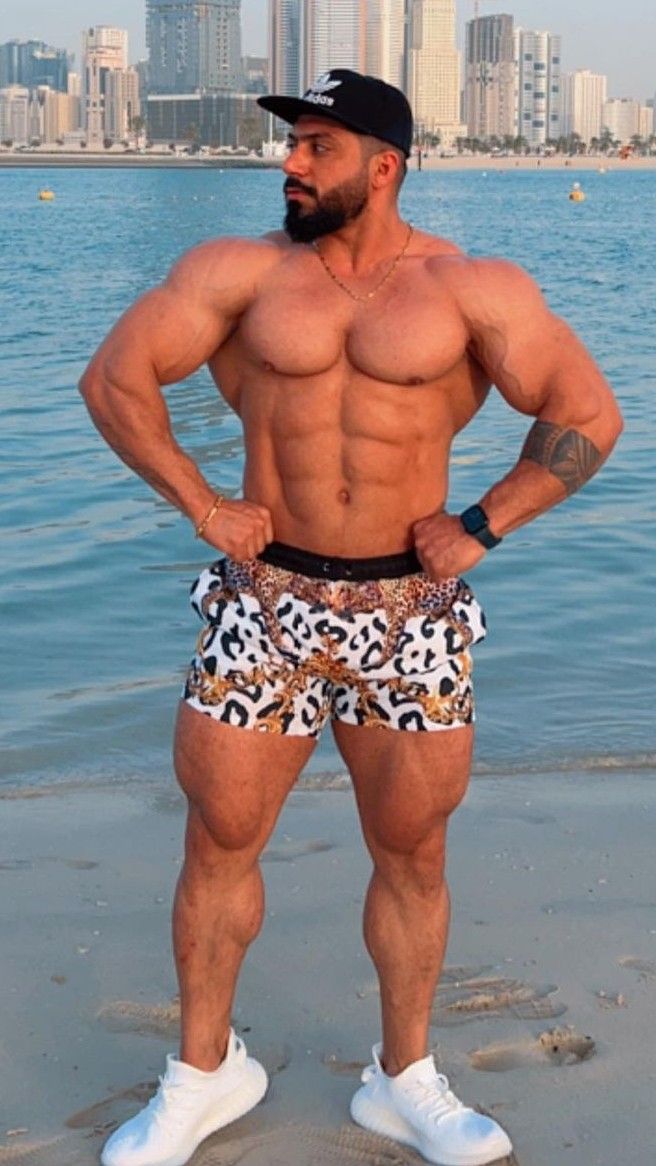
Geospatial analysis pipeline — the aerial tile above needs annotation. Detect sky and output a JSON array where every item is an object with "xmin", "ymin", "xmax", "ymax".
[{"xmin": 2, "ymin": 0, "xmax": 655, "ymax": 100}]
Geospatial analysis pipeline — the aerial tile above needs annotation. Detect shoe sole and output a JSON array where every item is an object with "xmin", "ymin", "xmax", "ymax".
[
  {"xmin": 350, "ymin": 1087, "xmax": 512, "ymax": 1166},
  {"xmin": 101, "ymin": 1061, "xmax": 268, "ymax": 1166}
]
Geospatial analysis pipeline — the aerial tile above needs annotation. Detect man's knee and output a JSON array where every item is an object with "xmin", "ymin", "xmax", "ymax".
[
  {"xmin": 186, "ymin": 788, "xmax": 267, "ymax": 856},
  {"xmin": 365, "ymin": 776, "xmax": 468, "ymax": 860}
]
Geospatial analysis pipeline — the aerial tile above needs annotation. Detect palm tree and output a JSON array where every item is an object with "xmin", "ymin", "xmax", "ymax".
[
  {"xmin": 599, "ymin": 127, "xmax": 614, "ymax": 154},
  {"xmin": 130, "ymin": 115, "xmax": 146, "ymax": 148},
  {"xmin": 185, "ymin": 123, "xmax": 200, "ymax": 153}
]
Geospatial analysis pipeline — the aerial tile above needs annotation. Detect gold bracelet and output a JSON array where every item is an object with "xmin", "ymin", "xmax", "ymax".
[{"xmin": 194, "ymin": 493, "xmax": 225, "ymax": 539}]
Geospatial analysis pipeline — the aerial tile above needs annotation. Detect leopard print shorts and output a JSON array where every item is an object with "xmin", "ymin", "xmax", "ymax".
[{"xmin": 183, "ymin": 547, "xmax": 486, "ymax": 736}]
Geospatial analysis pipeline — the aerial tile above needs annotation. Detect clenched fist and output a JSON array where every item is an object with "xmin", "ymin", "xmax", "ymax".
[
  {"xmin": 413, "ymin": 510, "xmax": 486, "ymax": 581},
  {"xmin": 199, "ymin": 498, "xmax": 274, "ymax": 561}
]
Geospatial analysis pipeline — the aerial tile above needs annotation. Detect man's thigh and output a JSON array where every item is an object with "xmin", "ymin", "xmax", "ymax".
[
  {"xmin": 174, "ymin": 702, "xmax": 316, "ymax": 852},
  {"xmin": 332, "ymin": 721, "xmax": 474, "ymax": 856}
]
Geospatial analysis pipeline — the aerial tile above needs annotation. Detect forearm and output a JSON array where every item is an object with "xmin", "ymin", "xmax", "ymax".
[
  {"xmin": 479, "ymin": 418, "xmax": 619, "ymax": 538},
  {"xmin": 80, "ymin": 370, "xmax": 217, "ymax": 527}
]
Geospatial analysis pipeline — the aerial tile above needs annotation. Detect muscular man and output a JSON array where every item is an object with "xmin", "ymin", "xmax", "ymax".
[{"xmin": 80, "ymin": 71, "xmax": 622, "ymax": 1166}]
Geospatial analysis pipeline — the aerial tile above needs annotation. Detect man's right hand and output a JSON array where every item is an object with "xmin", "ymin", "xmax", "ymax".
[{"xmin": 199, "ymin": 499, "xmax": 274, "ymax": 561}]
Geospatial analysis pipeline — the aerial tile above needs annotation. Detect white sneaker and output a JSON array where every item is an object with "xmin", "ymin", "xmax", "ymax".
[
  {"xmin": 101, "ymin": 1029, "xmax": 268, "ymax": 1166},
  {"xmin": 350, "ymin": 1044, "xmax": 512, "ymax": 1166}
]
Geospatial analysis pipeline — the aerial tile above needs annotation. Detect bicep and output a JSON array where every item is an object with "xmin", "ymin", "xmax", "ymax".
[{"xmin": 90, "ymin": 286, "xmax": 224, "ymax": 390}]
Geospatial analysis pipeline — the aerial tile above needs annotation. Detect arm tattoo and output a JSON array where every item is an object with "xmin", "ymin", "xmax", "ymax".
[{"xmin": 520, "ymin": 421, "xmax": 602, "ymax": 496}]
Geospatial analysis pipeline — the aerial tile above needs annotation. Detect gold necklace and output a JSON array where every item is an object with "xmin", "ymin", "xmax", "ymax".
[{"xmin": 312, "ymin": 223, "xmax": 413, "ymax": 303}]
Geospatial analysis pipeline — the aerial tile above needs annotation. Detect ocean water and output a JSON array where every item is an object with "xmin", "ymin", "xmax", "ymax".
[{"xmin": 1, "ymin": 165, "xmax": 654, "ymax": 790}]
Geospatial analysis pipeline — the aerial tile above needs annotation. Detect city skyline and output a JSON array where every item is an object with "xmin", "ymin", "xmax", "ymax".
[{"xmin": 3, "ymin": 0, "xmax": 655, "ymax": 99}]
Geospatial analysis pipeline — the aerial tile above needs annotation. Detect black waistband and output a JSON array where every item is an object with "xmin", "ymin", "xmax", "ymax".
[{"xmin": 257, "ymin": 541, "xmax": 423, "ymax": 582}]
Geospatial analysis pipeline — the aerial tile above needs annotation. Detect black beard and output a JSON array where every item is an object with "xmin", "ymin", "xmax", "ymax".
[{"xmin": 284, "ymin": 174, "xmax": 368, "ymax": 243}]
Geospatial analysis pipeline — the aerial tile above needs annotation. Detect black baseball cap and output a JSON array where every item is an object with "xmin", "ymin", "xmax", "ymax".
[{"xmin": 257, "ymin": 69, "xmax": 413, "ymax": 158}]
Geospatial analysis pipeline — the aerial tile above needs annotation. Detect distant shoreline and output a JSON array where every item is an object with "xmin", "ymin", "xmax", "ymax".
[
  {"xmin": 413, "ymin": 154, "xmax": 656, "ymax": 172},
  {"xmin": 0, "ymin": 152, "xmax": 277, "ymax": 169},
  {"xmin": 2, "ymin": 150, "xmax": 656, "ymax": 171}
]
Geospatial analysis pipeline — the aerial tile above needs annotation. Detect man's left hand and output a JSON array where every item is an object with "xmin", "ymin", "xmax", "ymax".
[{"xmin": 413, "ymin": 511, "xmax": 486, "ymax": 581}]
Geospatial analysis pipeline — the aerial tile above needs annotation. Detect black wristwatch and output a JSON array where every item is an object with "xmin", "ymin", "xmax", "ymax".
[{"xmin": 459, "ymin": 504, "xmax": 502, "ymax": 550}]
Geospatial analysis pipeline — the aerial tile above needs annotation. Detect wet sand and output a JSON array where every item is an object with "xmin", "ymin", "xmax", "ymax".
[{"xmin": 1, "ymin": 767, "xmax": 654, "ymax": 1166}]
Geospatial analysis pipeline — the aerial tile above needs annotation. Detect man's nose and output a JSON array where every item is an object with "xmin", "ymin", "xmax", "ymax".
[{"xmin": 282, "ymin": 145, "xmax": 308, "ymax": 177}]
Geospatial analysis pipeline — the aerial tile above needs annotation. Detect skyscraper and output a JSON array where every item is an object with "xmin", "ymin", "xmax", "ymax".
[
  {"xmin": 268, "ymin": 0, "xmax": 303, "ymax": 96},
  {"xmin": 365, "ymin": 0, "xmax": 405, "ymax": 90},
  {"xmin": 561, "ymin": 70, "xmax": 607, "ymax": 145},
  {"xmin": 82, "ymin": 26, "xmax": 128, "ymax": 144},
  {"xmin": 0, "ymin": 85, "xmax": 30, "ymax": 144},
  {"xmin": 514, "ymin": 28, "xmax": 562, "ymax": 148},
  {"xmin": 304, "ymin": 0, "xmax": 366, "ymax": 83},
  {"xmin": 267, "ymin": 0, "xmax": 404, "ymax": 121},
  {"xmin": 147, "ymin": 0, "xmax": 243, "ymax": 95},
  {"xmin": 407, "ymin": 0, "xmax": 462, "ymax": 143},
  {"xmin": 465, "ymin": 13, "xmax": 514, "ymax": 140},
  {"xmin": 0, "ymin": 40, "xmax": 70, "ymax": 92}
]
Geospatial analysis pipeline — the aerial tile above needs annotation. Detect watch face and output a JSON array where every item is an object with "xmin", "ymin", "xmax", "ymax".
[{"xmin": 462, "ymin": 504, "xmax": 487, "ymax": 534}]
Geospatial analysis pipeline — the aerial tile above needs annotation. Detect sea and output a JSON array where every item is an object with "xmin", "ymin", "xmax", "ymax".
[{"xmin": 1, "ymin": 164, "xmax": 654, "ymax": 791}]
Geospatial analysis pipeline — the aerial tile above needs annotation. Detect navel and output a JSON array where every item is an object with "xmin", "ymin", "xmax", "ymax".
[{"xmin": 337, "ymin": 489, "xmax": 351, "ymax": 505}]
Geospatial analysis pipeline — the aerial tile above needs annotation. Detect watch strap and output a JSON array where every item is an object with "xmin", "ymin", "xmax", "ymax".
[{"xmin": 459, "ymin": 504, "xmax": 502, "ymax": 550}]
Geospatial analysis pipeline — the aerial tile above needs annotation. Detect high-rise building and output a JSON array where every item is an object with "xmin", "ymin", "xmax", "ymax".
[
  {"xmin": 304, "ymin": 0, "xmax": 366, "ymax": 84},
  {"xmin": 31, "ymin": 85, "xmax": 82, "ymax": 143},
  {"xmin": 147, "ymin": 91, "xmax": 267, "ymax": 147},
  {"xmin": 105, "ymin": 68, "xmax": 141, "ymax": 141},
  {"xmin": 407, "ymin": 0, "xmax": 463, "ymax": 144},
  {"xmin": 146, "ymin": 0, "xmax": 243, "ymax": 95},
  {"xmin": 82, "ymin": 26, "xmax": 128, "ymax": 143},
  {"xmin": 0, "ymin": 85, "xmax": 30, "ymax": 144},
  {"xmin": 514, "ymin": 28, "xmax": 561, "ymax": 148},
  {"xmin": 561, "ymin": 70, "xmax": 607, "ymax": 145},
  {"xmin": 243, "ymin": 56, "xmax": 268, "ymax": 93},
  {"xmin": 268, "ymin": 0, "xmax": 303, "ymax": 96},
  {"xmin": 365, "ymin": 0, "xmax": 405, "ymax": 90},
  {"xmin": 602, "ymin": 97, "xmax": 641, "ymax": 144},
  {"xmin": 464, "ymin": 14, "xmax": 514, "ymax": 140},
  {"xmin": 0, "ymin": 40, "xmax": 70, "ymax": 92}
]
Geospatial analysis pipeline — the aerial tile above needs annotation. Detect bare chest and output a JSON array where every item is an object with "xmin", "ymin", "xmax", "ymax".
[{"xmin": 231, "ymin": 266, "xmax": 469, "ymax": 387}]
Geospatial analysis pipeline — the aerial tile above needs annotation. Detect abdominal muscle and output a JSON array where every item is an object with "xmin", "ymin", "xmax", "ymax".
[{"xmin": 236, "ymin": 366, "xmax": 465, "ymax": 558}]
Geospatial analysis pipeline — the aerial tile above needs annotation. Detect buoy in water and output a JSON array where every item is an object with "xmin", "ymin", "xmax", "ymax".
[
  {"xmin": 38, "ymin": 188, "xmax": 55, "ymax": 201},
  {"xmin": 569, "ymin": 182, "xmax": 586, "ymax": 203}
]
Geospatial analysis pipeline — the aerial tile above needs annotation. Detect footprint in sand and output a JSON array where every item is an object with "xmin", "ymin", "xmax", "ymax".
[
  {"xmin": 0, "ymin": 1134, "xmax": 87, "ymax": 1166},
  {"xmin": 194, "ymin": 1123, "xmax": 517, "ymax": 1165},
  {"xmin": 322, "ymin": 1054, "xmax": 368, "ymax": 1077},
  {"xmin": 0, "ymin": 857, "xmax": 98, "ymax": 872},
  {"xmin": 432, "ymin": 966, "xmax": 566, "ymax": 1026},
  {"xmin": 470, "ymin": 1026, "xmax": 595, "ymax": 1073},
  {"xmin": 96, "ymin": 998, "xmax": 181, "ymax": 1038},
  {"xmin": 95, "ymin": 1002, "xmax": 290, "ymax": 1079},
  {"xmin": 262, "ymin": 840, "xmax": 335, "ymax": 863},
  {"xmin": 619, "ymin": 956, "xmax": 656, "ymax": 980}
]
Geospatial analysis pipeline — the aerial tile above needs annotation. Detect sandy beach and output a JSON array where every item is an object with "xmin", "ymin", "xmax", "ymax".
[
  {"xmin": 1, "ymin": 764, "xmax": 654, "ymax": 1166},
  {"xmin": 2, "ymin": 150, "xmax": 656, "ymax": 171}
]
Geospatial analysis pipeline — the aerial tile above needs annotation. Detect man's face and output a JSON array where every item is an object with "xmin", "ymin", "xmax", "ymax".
[{"xmin": 282, "ymin": 116, "xmax": 370, "ymax": 243}]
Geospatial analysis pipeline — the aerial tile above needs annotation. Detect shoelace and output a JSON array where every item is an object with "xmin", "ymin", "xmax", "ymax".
[
  {"xmin": 402, "ymin": 1074, "xmax": 464, "ymax": 1124},
  {"xmin": 148, "ymin": 1078, "xmax": 209, "ymax": 1131},
  {"xmin": 362, "ymin": 1062, "xmax": 464, "ymax": 1126},
  {"xmin": 147, "ymin": 1039, "xmax": 246, "ymax": 1133}
]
